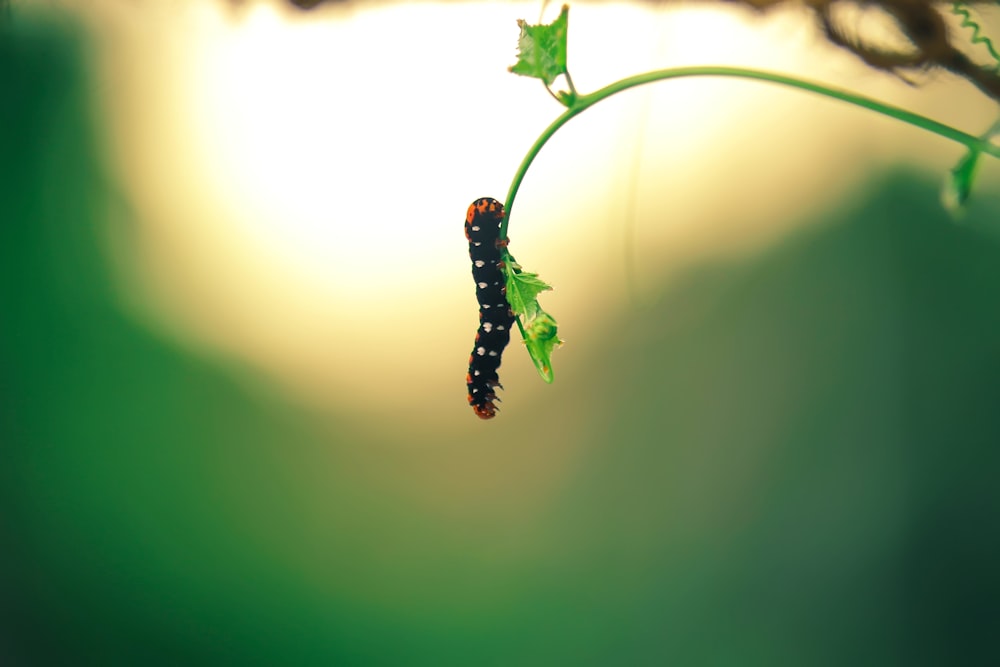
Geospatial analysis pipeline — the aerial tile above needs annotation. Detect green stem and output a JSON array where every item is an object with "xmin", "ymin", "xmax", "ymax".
[{"xmin": 500, "ymin": 65, "xmax": 1000, "ymax": 238}]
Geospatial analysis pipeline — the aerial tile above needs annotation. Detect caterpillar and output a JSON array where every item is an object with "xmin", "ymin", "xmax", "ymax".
[{"xmin": 465, "ymin": 197, "xmax": 515, "ymax": 419}]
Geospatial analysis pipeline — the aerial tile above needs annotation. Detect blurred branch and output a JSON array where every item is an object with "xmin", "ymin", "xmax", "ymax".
[
  {"xmin": 800, "ymin": 0, "xmax": 1000, "ymax": 104},
  {"xmin": 273, "ymin": 0, "xmax": 1000, "ymax": 105},
  {"xmin": 717, "ymin": 1, "xmax": 1000, "ymax": 105}
]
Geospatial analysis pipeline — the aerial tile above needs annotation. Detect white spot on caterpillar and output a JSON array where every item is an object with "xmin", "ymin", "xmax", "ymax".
[
  {"xmin": 482, "ymin": 322, "xmax": 493, "ymax": 333},
  {"xmin": 497, "ymin": 325, "xmax": 506, "ymax": 331},
  {"xmin": 488, "ymin": 350, "xmax": 498, "ymax": 357},
  {"xmin": 478, "ymin": 282, "xmax": 488, "ymax": 289},
  {"xmin": 476, "ymin": 347, "xmax": 486, "ymax": 356},
  {"xmin": 474, "ymin": 260, "xmax": 485, "ymax": 268},
  {"xmin": 471, "ymin": 225, "xmax": 480, "ymax": 232}
]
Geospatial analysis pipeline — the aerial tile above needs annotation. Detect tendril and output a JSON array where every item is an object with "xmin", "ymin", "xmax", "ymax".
[{"xmin": 951, "ymin": 2, "xmax": 1000, "ymax": 72}]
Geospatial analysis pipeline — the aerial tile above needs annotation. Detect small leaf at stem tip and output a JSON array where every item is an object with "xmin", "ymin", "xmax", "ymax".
[
  {"xmin": 523, "ymin": 310, "xmax": 562, "ymax": 383},
  {"xmin": 941, "ymin": 148, "xmax": 980, "ymax": 217},
  {"xmin": 556, "ymin": 89, "xmax": 577, "ymax": 107},
  {"xmin": 508, "ymin": 4, "xmax": 569, "ymax": 87}
]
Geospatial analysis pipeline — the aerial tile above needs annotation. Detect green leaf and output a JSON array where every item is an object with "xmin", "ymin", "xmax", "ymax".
[
  {"xmin": 942, "ymin": 148, "xmax": 980, "ymax": 215},
  {"xmin": 523, "ymin": 310, "xmax": 562, "ymax": 383},
  {"xmin": 503, "ymin": 264, "xmax": 553, "ymax": 318},
  {"xmin": 509, "ymin": 4, "xmax": 569, "ymax": 87},
  {"xmin": 500, "ymin": 255, "xmax": 560, "ymax": 382}
]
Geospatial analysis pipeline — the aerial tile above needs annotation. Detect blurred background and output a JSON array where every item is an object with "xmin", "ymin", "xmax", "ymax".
[{"xmin": 2, "ymin": 0, "xmax": 1000, "ymax": 664}]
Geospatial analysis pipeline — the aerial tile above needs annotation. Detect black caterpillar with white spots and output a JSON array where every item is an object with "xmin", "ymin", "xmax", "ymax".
[{"xmin": 465, "ymin": 197, "xmax": 515, "ymax": 419}]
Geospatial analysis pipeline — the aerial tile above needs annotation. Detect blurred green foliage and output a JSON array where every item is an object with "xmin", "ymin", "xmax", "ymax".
[{"xmin": 2, "ymin": 12, "xmax": 999, "ymax": 667}]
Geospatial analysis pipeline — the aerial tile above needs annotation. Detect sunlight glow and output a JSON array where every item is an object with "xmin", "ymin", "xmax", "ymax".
[{"xmin": 92, "ymin": 0, "xmax": 989, "ymax": 418}]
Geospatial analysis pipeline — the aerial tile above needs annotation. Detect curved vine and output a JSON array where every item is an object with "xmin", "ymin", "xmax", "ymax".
[{"xmin": 491, "ymin": 4, "xmax": 1000, "ymax": 389}]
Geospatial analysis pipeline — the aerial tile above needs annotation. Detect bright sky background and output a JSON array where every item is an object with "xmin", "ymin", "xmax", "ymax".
[{"xmin": 32, "ymin": 0, "xmax": 997, "ymax": 422}]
